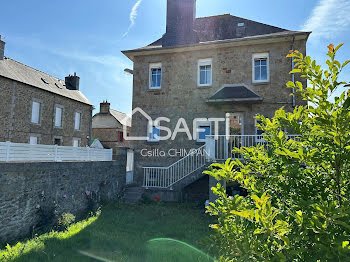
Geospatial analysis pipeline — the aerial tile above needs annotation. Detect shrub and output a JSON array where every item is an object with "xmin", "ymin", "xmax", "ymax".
[
  {"xmin": 205, "ymin": 44, "xmax": 350, "ymax": 261},
  {"xmin": 57, "ymin": 213, "xmax": 76, "ymax": 231}
]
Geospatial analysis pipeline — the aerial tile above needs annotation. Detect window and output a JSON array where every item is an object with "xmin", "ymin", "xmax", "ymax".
[
  {"xmin": 31, "ymin": 101, "xmax": 41, "ymax": 124},
  {"xmin": 74, "ymin": 112, "xmax": 81, "ymax": 130},
  {"xmin": 253, "ymin": 53, "xmax": 269, "ymax": 83},
  {"xmin": 29, "ymin": 136, "xmax": 38, "ymax": 145},
  {"xmin": 72, "ymin": 138, "xmax": 80, "ymax": 147},
  {"xmin": 198, "ymin": 58, "xmax": 212, "ymax": 86},
  {"xmin": 54, "ymin": 106, "xmax": 63, "ymax": 127},
  {"xmin": 149, "ymin": 63, "xmax": 162, "ymax": 89},
  {"xmin": 148, "ymin": 125, "xmax": 160, "ymax": 142},
  {"xmin": 54, "ymin": 137, "xmax": 62, "ymax": 146},
  {"xmin": 196, "ymin": 121, "xmax": 211, "ymax": 142},
  {"xmin": 118, "ymin": 131, "xmax": 124, "ymax": 142}
]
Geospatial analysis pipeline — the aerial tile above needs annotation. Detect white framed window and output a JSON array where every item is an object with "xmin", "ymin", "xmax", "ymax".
[
  {"xmin": 149, "ymin": 63, "xmax": 162, "ymax": 89},
  {"xmin": 31, "ymin": 101, "xmax": 41, "ymax": 124},
  {"xmin": 74, "ymin": 112, "xmax": 81, "ymax": 130},
  {"xmin": 196, "ymin": 121, "xmax": 212, "ymax": 143},
  {"xmin": 54, "ymin": 106, "xmax": 63, "ymax": 127},
  {"xmin": 148, "ymin": 125, "xmax": 160, "ymax": 142},
  {"xmin": 252, "ymin": 53, "xmax": 269, "ymax": 83},
  {"xmin": 198, "ymin": 58, "xmax": 212, "ymax": 87},
  {"xmin": 72, "ymin": 138, "xmax": 80, "ymax": 147},
  {"xmin": 29, "ymin": 136, "xmax": 38, "ymax": 145}
]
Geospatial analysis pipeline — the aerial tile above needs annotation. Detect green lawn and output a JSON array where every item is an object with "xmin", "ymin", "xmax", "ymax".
[{"xmin": 1, "ymin": 202, "xmax": 215, "ymax": 262}]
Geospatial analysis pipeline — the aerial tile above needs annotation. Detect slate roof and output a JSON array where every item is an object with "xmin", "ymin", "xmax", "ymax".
[
  {"xmin": 0, "ymin": 57, "xmax": 93, "ymax": 105},
  {"xmin": 110, "ymin": 109, "xmax": 132, "ymax": 127},
  {"xmin": 207, "ymin": 85, "xmax": 262, "ymax": 103},
  {"xmin": 147, "ymin": 14, "xmax": 299, "ymax": 48}
]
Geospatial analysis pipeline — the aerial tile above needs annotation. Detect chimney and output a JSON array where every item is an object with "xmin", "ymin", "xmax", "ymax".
[
  {"xmin": 163, "ymin": 0, "xmax": 197, "ymax": 47},
  {"xmin": 0, "ymin": 35, "xmax": 5, "ymax": 60},
  {"xmin": 65, "ymin": 72, "xmax": 80, "ymax": 90},
  {"xmin": 100, "ymin": 101, "xmax": 110, "ymax": 114}
]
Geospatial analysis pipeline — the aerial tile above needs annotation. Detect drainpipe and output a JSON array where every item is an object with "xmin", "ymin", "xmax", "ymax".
[{"xmin": 291, "ymin": 35, "xmax": 296, "ymax": 108}]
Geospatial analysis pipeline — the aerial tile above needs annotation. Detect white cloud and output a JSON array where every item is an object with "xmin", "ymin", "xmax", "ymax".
[
  {"xmin": 302, "ymin": 0, "xmax": 350, "ymax": 39},
  {"xmin": 122, "ymin": 0, "xmax": 143, "ymax": 38}
]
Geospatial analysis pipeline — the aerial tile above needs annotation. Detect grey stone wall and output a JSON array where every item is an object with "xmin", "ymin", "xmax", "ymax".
[
  {"xmin": 130, "ymin": 39, "xmax": 308, "ymax": 185},
  {"xmin": 0, "ymin": 77, "xmax": 92, "ymax": 146},
  {"xmin": 0, "ymin": 157, "xmax": 126, "ymax": 244}
]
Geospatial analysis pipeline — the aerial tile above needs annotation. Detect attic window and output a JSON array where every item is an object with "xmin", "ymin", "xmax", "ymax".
[
  {"xmin": 55, "ymin": 83, "xmax": 63, "ymax": 89},
  {"xmin": 41, "ymin": 78, "xmax": 49, "ymax": 84},
  {"xmin": 237, "ymin": 22, "xmax": 245, "ymax": 27}
]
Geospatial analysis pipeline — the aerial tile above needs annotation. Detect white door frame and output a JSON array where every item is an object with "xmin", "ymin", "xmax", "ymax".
[{"xmin": 126, "ymin": 149, "xmax": 134, "ymax": 185}]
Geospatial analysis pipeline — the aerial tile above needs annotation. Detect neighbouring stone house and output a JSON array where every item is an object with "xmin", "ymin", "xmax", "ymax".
[
  {"xmin": 92, "ymin": 101, "xmax": 131, "ymax": 158},
  {"xmin": 122, "ymin": 0, "xmax": 310, "ymax": 201},
  {"xmin": 0, "ymin": 36, "xmax": 93, "ymax": 147}
]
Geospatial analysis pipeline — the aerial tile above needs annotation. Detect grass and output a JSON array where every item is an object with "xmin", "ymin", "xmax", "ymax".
[{"xmin": 0, "ymin": 202, "xmax": 215, "ymax": 262}]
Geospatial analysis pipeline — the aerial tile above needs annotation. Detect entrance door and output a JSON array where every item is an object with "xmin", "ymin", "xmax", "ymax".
[
  {"xmin": 225, "ymin": 113, "xmax": 244, "ymax": 158},
  {"xmin": 226, "ymin": 113, "xmax": 244, "ymax": 135},
  {"xmin": 126, "ymin": 149, "xmax": 134, "ymax": 185}
]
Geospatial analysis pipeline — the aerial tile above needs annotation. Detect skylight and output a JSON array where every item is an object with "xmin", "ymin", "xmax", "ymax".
[
  {"xmin": 55, "ymin": 83, "xmax": 63, "ymax": 89},
  {"xmin": 41, "ymin": 78, "xmax": 49, "ymax": 84}
]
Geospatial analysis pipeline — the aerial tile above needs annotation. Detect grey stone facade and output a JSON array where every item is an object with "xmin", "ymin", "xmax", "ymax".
[
  {"xmin": 0, "ymin": 76, "xmax": 93, "ymax": 146},
  {"xmin": 0, "ymin": 157, "xmax": 126, "ymax": 244},
  {"xmin": 122, "ymin": 1, "xmax": 310, "ymax": 187},
  {"xmin": 125, "ymin": 38, "xmax": 308, "ymax": 185}
]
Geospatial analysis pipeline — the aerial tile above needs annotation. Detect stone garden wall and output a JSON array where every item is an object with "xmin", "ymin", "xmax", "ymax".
[{"xmin": 0, "ymin": 157, "xmax": 126, "ymax": 244}]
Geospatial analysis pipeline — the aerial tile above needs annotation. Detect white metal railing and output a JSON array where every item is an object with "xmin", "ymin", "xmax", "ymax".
[
  {"xmin": 205, "ymin": 135, "xmax": 300, "ymax": 161},
  {"xmin": 143, "ymin": 145, "xmax": 207, "ymax": 189},
  {"xmin": 0, "ymin": 141, "xmax": 113, "ymax": 162}
]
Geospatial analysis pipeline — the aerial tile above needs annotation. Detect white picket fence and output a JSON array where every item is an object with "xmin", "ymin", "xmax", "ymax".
[{"xmin": 0, "ymin": 142, "xmax": 112, "ymax": 162}]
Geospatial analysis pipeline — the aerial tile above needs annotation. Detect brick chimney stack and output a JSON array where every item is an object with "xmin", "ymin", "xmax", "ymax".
[
  {"xmin": 163, "ymin": 0, "xmax": 197, "ymax": 47},
  {"xmin": 0, "ymin": 35, "xmax": 5, "ymax": 60},
  {"xmin": 65, "ymin": 72, "xmax": 80, "ymax": 90},
  {"xmin": 100, "ymin": 101, "xmax": 110, "ymax": 114}
]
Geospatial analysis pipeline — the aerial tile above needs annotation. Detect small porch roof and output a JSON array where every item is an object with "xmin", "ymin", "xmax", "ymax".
[{"xmin": 207, "ymin": 85, "xmax": 263, "ymax": 103}]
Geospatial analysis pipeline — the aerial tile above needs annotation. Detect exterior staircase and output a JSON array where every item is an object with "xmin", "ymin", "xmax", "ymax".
[
  {"xmin": 141, "ymin": 145, "xmax": 210, "ymax": 201},
  {"xmin": 139, "ymin": 135, "xmax": 300, "ymax": 202}
]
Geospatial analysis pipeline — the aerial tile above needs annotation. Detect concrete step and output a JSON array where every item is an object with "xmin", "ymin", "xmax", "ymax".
[{"xmin": 123, "ymin": 186, "xmax": 144, "ymax": 204}]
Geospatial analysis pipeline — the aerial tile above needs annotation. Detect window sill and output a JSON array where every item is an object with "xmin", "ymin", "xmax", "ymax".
[
  {"xmin": 198, "ymin": 84, "xmax": 212, "ymax": 88},
  {"xmin": 252, "ymin": 81, "xmax": 270, "ymax": 85},
  {"xmin": 149, "ymin": 87, "xmax": 161, "ymax": 90}
]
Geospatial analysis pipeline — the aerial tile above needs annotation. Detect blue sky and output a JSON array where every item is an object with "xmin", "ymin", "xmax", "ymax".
[{"xmin": 1, "ymin": 0, "xmax": 349, "ymax": 114}]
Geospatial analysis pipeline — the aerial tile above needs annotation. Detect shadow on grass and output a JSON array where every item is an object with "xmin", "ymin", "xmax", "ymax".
[{"xmin": 9, "ymin": 202, "xmax": 214, "ymax": 262}]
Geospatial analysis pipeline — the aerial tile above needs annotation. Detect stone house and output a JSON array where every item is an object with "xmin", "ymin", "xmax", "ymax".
[
  {"xmin": 0, "ymin": 36, "xmax": 93, "ymax": 147},
  {"xmin": 122, "ymin": 0, "xmax": 310, "ymax": 201},
  {"xmin": 92, "ymin": 101, "xmax": 131, "ymax": 158}
]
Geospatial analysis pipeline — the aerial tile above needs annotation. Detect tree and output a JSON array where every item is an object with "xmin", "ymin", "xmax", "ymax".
[{"xmin": 205, "ymin": 44, "xmax": 350, "ymax": 261}]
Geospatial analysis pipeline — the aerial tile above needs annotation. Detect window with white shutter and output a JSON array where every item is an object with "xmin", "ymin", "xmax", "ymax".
[
  {"xmin": 55, "ymin": 106, "xmax": 63, "ymax": 127},
  {"xmin": 29, "ymin": 136, "xmax": 38, "ymax": 145},
  {"xmin": 74, "ymin": 112, "xmax": 81, "ymax": 130},
  {"xmin": 72, "ymin": 138, "xmax": 80, "ymax": 147},
  {"xmin": 31, "ymin": 101, "xmax": 41, "ymax": 124}
]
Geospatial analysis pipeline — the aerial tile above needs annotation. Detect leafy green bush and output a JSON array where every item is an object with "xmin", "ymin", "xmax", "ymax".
[
  {"xmin": 57, "ymin": 212, "xmax": 76, "ymax": 231},
  {"xmin": 205, "ymin": 44, "xmax": 350, "ymax": 261}
]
